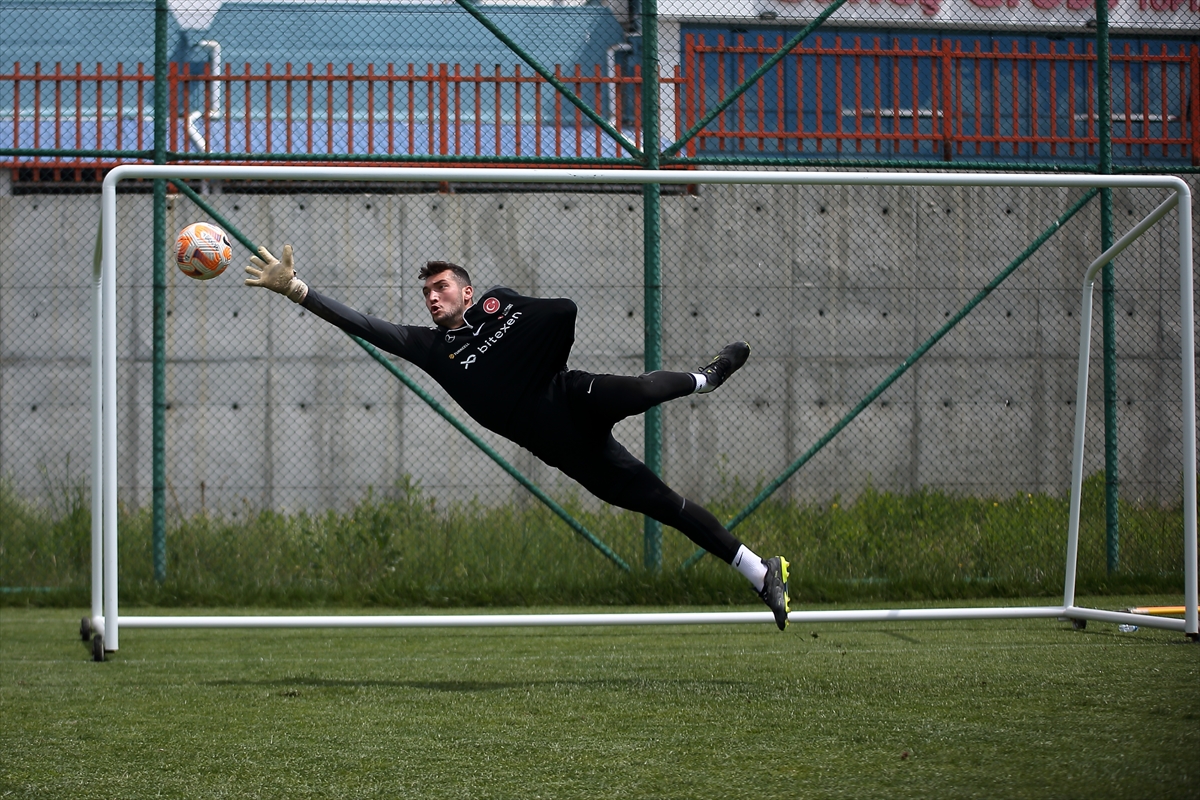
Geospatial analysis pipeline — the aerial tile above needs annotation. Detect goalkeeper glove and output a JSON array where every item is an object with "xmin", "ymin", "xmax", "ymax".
[{"xmin": 244, "ymin": 244, "xmax": 308, "ymax": 303}]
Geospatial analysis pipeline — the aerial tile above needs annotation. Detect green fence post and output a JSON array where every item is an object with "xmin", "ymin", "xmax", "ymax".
[
  {"xmin": 152, "ymin": 0, "xmax": 168, "ymax": 583},
  {"xmin": 1096, "ymin": 0, "xmax": 1119, "ymax": 573},
  {"xmin": 641, "ymin": 0, "xmax": 663, "ymax": 572}
]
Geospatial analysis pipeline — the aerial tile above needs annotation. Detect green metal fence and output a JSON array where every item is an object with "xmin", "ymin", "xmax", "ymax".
[{"xmin": 1, "ymin": 0, "xmax": 1195, "ymax": 599}]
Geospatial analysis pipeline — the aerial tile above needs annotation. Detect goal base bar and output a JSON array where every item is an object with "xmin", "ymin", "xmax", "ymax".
[{"xmin": 105, "ymin": 606, "xmax": 1183, "ymax": 632}]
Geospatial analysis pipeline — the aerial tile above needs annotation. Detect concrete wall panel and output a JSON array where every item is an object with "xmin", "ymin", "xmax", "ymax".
[{"xmin": 2, "ymin": 178, "xmax": 1192, "ymax": 514}]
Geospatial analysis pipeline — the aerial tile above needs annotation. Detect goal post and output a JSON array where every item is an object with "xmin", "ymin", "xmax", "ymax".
[{"xmin": 91, "ymin": 166, "xmax": 1196, "ymax": 654}]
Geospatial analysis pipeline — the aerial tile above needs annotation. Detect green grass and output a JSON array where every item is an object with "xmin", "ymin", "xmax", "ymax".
[
  {"xmin": 2, "ymin": 599, "xmax": 1198, "ymax": 799},
  {"xmin": 1, "ymin": 472, "xmax": 1188, "ymax": 607}
]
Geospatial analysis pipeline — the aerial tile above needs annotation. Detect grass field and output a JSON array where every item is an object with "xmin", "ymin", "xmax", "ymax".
[{"xmin": 2, "ymin": 598, "xmax": 1197, "ymax": 799}]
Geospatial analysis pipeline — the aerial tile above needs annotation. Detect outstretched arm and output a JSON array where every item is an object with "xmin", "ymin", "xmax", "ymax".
[{"xmin": 244, "ymin": 244, "xmax": 433, "ymax": 363}]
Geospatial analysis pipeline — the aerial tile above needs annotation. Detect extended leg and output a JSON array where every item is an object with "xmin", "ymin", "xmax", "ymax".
[
  {"xmin": 579, "ymin": 449, "xmax": 741, "ymax": 563},
  {"xmin": 566, "ymin": 341, "xmax": 751, "ymax": 429},
  {"xmin": 604, "ymin": 460, "xmax": 792, "ymax": 631},
  {"xmin": 554, "ymin": 438, "xmax": 791, "ymax": 630}
]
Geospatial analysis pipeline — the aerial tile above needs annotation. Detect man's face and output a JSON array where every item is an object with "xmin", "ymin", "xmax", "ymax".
[{"xmin": 422, "ymin": 270, "xmax": 473, "ymax": 328}]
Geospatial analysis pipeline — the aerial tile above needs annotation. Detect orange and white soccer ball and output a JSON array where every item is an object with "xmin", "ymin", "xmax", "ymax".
[{"xmin": 174, "ymin": 222, "xmax": 233, "ymax": 280}]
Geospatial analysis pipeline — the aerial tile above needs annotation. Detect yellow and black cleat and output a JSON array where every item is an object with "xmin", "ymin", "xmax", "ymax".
[
  {"xmin": 759, "ymin": 555, "xmax": 790, "ymax": 631},
  {"xmin": 697, "ymin": 341, "xmax": 750, "ymax": 393}
]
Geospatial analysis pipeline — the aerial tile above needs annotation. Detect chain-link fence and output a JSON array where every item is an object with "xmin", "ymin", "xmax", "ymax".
[
  {"xmin": 1, "ymin": 0, "xmax": 1196, "ymax": 601},
  {"xmin": 2, "ymin": 0, "xmax": 1197, "ymax": 174}
]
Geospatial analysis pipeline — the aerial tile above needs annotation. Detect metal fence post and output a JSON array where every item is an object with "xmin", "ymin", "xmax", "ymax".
[
  {"xmin": 1096, "ymin": 0, "xmax": 1119, "ymax": 574},
  {"xmin": 1192, "ymin": 46, "xmax": 1200, "ymax": 167},
  {"xmin": 642, "ymin": 0, "xmax": 663, "ymax": 572},
  {"xmin": 152, "ymin": 0, "xmax": 168, "ymax": 583}
]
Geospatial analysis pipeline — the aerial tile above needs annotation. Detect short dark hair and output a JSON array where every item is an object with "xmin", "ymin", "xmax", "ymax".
[{"xmin": 419, "ymin": 260, "xmax": 471, "ymax": 286}]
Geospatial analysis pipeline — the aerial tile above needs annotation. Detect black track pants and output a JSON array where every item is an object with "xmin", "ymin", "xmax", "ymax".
[
  {"xmin": 545, "ymin": 370, "xmax": 742, "ymax": 565},
  {"xmin": 591, "ymin": 464, "xmax": 741, "ymax": 566}
]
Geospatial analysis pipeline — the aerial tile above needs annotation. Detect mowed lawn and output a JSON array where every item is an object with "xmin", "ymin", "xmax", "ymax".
[{"xmin": 2, "ymin": 599, "xmax": 1197, "ymax": 799}]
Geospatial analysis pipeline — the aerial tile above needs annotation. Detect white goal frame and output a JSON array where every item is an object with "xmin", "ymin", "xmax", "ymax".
[{"xmin": 91, "ymin": 166, "xmax": 1197, "ymax": 653}]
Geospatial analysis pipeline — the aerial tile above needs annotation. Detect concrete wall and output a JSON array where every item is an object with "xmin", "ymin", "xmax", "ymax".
[{"xmin": 1, "ymin": 180, "xmax": 1194, "ymax": 514}]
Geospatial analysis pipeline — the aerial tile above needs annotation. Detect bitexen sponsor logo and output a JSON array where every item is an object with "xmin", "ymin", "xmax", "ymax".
[{"xmin": 461, "ymin": 311, "xmax": 523, "ymax": 368}]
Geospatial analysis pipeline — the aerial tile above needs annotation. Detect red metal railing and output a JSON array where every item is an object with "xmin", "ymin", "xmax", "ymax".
[
  {"xmin": 4, "ymin": 38, "xmax": 1198, "ymax": 181},
  {"xmin": 169, "ymin": 60, "xmax": 663, "ymax": 159},
  {"xmin": 682, "ymin": 34, "xmax": 1199, "ymax": 163},
  {"xmin": 2, "ymin": 59, "xmax": 681, "ymax": 179},
  {"xmin": 3, "ymin": 61, "xmax": 154, "ymax": 181},
  {"xmin": 1112, "ymin": 41, "xmax": 1200, "ymax": 159}
]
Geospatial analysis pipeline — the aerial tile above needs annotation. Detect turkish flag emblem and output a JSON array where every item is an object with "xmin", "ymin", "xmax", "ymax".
[{"xmin": 483, "ymin": 297, "xmax": 501, "ymax": 314}]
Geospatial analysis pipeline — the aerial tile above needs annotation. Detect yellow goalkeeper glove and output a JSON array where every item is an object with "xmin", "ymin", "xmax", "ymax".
[{"xmin": 244, "ymin": 244, "xmax": 308, "ymax": 303}]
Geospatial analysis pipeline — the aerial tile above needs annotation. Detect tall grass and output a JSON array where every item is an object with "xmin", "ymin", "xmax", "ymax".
[
  {"xmin": 0, "ymin": 470, "xmax": 91, "ymax": 594},
  {"xmin": 0, "ymin": 472, "xmax": 1188, "ymax": 607}
]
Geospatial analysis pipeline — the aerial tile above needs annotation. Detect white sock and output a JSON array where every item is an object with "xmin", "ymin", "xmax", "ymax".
[
  {"xmin": 732, "ymin": 544, "xmax": 767, "ymax": 592},
  {"xmin": 691, "ymin": 373, "xmax": 707, "ymax": 393}
]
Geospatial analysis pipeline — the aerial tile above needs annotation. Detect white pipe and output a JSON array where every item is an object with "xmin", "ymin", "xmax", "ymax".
[
  {"xmin": 185, "ymin": 40, "xmax": 221, "ymax": 152},
  {"xmin": 97, "ymin": 167, "xmax": 1195, "ymax": 649},
  {"xmin": 98, "ymin": 166, "xmax": 1193, "ymax": 192},
  {"xmin": 1176, "ymin": 189, "xmax": 1197, "ymax": 638},
  {"xmin": 118, "ymin": 611, "xmax": 797, "ymax": 628},
  {"xmin": 1065, "ymin": 606, "xmax": 1188, "ymax": 632},
  {"xmin": 101, "ymin": 184, "xmax": 119, "ymax": 653},
  {"xmin": 1085, "ymin": 194, "xmax": 1179, "ymax": 283},
  {"xmin": 111, "ymin": 607, "xmax": 1185, "ymax": 632},
  {"xmin": 1063, "ymin": 281, "xmax": 1093, "ymax": 611},
  {"xmin": 1061, "ymin": 192, "xmax": 1190, "ymax": 620},
  {"xmin": 119, "ymin": 606, "xmax": 1070, "ymax": 629},
  {"xmin": 1065, "ymin": 193, "xmax": 1182, "ymax": 611},
  {"xmin": 90, "ymin": 223, "xmax": 104, "ymax": 629},
  {"xmin": 606, "ymin": 43, "xmax": 632, "ymax": 130}
]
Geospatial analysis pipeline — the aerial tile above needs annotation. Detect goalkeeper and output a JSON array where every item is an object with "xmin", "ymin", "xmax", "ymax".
[{"xmin": 246, "ymin": 246, "xmax": 791, "ymax": 629}]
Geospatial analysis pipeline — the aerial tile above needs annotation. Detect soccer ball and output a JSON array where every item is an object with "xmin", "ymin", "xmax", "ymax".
[{"xmin": 174, "ymin": 222, "xmax": 233, "ymax": 280}]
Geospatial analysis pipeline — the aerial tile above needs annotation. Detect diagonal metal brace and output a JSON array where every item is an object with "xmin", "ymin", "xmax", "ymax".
[
  {"xmin": 169, "ymin": 179, "xmax": 632, "ymax": 573},
  {"xmin": 453, "ymin": 0, "xmax": 642, "ymax": 159},
  {"xmin": 682, "ymin": 188, "xmax": 1100, "ymax": 568},
  {"xmin": 663, "ymin": 0, "xmax": 852, "ymax": 158}
]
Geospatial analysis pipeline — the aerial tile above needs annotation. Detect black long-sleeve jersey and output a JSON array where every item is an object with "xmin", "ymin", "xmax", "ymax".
[
  {"xmin": 301, "ymin": 284, "xmax": 744, "ymax": 565},
  {"xmin": 301, "ymin": 286, "xmax": 581, "ymax": 461}
]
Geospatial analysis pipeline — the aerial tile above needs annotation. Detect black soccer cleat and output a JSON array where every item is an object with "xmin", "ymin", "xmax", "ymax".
[
  {"xmin": 697, "ymin": 341, "xmax": 750, "ymax": 393},
  {"xmin": 758, "ymin": 556, "xmax": 790, "ymax": 631}
]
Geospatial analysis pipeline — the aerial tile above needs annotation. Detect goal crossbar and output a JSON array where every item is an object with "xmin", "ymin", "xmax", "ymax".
[{"xmin": 93, "ymin": 166, "xmax": 1197, "ymax": 652}]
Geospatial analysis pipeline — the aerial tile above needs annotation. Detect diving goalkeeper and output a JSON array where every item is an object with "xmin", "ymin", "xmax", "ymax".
[{"xmin": 245, "ymin": 246, "xmax": 791, "ymax": 629}]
